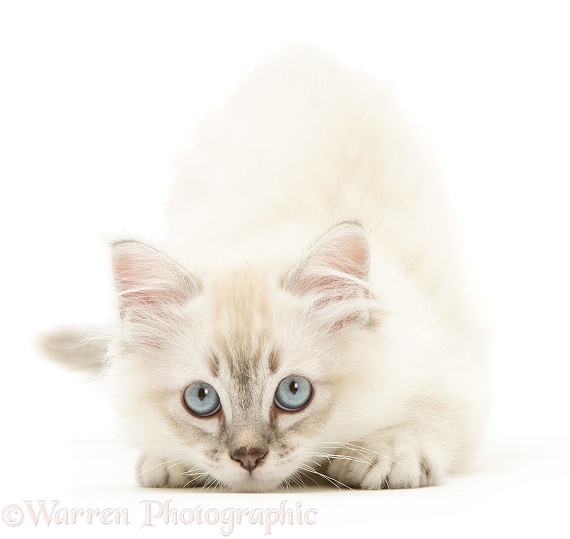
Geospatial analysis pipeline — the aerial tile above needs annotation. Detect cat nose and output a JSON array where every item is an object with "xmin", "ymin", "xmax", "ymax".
[{"xmin": 230, "ymin": 447, "xmax": 267, "ymax": 472}]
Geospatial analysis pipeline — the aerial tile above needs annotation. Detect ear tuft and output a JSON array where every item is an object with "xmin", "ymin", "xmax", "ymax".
[{"xmin": 112, "ymin": 240, "xmax": 198, "ymax": 311}]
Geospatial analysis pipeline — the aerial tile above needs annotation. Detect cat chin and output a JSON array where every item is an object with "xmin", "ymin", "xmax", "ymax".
[
  {"xmin": 213, "ymin": 472, "xmax": 285, "ymax": 493},
  {"xmin": 209, "ymin": 460, "xmax": 300, "ymax": 493}
]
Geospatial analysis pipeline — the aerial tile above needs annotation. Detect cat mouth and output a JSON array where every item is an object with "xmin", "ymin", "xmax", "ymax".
[
  {"xmin": 234, "ymin": 477, "xmax": 280, "ymax": 493},
  {"xmin": 215, "ymin": 465, "xmax": 285, "ymax": 493}
]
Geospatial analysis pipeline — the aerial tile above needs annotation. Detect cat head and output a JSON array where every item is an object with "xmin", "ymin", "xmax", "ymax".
[{"xmin": 107, "ymin": 221, "xmax": 392, "ymax": 491}]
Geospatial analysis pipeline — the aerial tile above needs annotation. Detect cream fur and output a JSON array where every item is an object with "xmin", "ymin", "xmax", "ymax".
[{"xmin": 44, "ymin": 45, "xmax": 490, "ymax": 492}]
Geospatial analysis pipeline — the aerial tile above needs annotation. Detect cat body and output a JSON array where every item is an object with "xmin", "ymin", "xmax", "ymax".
[{"xmin": 47, "ymin": 47, "xmax": 489, "ymax": 491}]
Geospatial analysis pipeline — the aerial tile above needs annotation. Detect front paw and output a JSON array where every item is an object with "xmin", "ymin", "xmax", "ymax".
[
  {"xmin": 325, "ymin": 426, "xmax": 446, "ymax": 489},
  {"xmin": 136, "ymin": 453, "xmax": 206, "ymax": 488}
]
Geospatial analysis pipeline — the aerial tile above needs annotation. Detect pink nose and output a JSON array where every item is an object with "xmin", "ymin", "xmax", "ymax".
[{"xmin": 231, "ymin": 448, "xmax": 267, "ymax": 472}]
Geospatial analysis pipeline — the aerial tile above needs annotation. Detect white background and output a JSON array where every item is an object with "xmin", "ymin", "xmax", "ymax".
[{"xmin": 1, "ymin": 1, "xmax": 569, "ymax": 537}]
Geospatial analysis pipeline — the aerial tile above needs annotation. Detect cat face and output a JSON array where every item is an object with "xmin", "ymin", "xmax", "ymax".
[{"xmin": 109, "ymin": 222, "xmax": 378, "ymax": 491}]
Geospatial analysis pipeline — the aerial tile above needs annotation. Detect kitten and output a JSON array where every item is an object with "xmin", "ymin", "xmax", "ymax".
[{"xmin": 42, "ymin": 46, "xmax": 489, "ymax": 492}]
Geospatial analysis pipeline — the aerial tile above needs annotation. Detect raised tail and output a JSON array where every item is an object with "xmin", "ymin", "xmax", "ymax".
[{"xmin": 38, "ymin": 326, "xmax": 112, "ymax": 373}]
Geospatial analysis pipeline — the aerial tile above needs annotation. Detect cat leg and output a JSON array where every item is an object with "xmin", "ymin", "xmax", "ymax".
[
  {"xmin": 136, "ymin": 453, "xmax": 208, "ymax": 488},
  {"xmin": 326, "ymin": 402, "xmax": 469, "ymax": 489}
]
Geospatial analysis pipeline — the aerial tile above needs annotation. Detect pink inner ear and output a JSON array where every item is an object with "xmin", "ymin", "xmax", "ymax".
[
  {"xmin": 112, "ymin": 241, "xmax": 196, "ymax": 308},
  {"xmin": 321, "ymin": 232, "xmax": 369, "ymax": 277},
  {"xmin": 285, "ymin": 221, "xmax": 370, "ymax": 296}
]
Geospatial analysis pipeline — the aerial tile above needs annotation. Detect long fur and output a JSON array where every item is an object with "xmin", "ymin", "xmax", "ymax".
[{"xmin": 42, "ymin": 45, "xmax": 489, "ymax": 492}]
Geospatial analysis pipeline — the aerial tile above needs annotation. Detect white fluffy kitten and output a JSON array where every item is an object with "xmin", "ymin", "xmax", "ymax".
[{"xmin": 44, "ymin": 46, "xmax": 489, "ymax": 492}]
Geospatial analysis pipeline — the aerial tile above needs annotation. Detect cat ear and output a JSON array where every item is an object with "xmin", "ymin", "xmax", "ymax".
[
  {"xmin": 112, "ymin": 240, "xmax": 199, "ymax": 312},
  {"xmin": 284, "ymin": 221, "xmax": 370, "ymax": 327}
]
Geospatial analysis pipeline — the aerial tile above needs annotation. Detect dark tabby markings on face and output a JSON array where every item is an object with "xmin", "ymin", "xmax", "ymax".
[
  {"xmin": 268, "ymin": 349, "xmax": 279, "ymax": 373},
  {"xmin": 210, "ymin": 266, "xmax": 280, "ymax": 381}
]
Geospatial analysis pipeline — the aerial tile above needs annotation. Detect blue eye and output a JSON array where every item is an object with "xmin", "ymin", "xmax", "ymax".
[
  {"xmin": 183, "ymin": 382, "xmax": 221, "ymax": 416},
  {"xmin": 274, "ymin": 376, "xmax": 312, "ymax": 411}
]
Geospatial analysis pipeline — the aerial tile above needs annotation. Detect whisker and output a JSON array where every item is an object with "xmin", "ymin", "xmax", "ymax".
[
  {"xmin": 319, "ymin": 441, "xmax": 398, "ymax": 464},
  {"xmin": 299, "ymin": 464, "xmax": 352, "ymax": 490},
  {"xmin": 297, "ymin": 470, "xmax": 320, "ymax": 488},
  {"xmin": 314, "ymin": 452, "xmax": 377, "ymax": 468},
  {"xmin": 136, "ymin": 456, "xmax": 191, "ymax": 478}
]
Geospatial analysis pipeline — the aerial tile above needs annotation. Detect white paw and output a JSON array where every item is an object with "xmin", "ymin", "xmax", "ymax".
[
  {"xmin": 325, "ymin": 426, "xmax": 446, "ymax": 489},
  {"xmin": 136, "ymin": 453, "xmax": 206, "ymax": 488}
]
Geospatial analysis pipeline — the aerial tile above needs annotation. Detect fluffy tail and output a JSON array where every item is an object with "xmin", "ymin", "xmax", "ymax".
[{"xmin": 38, "ymin": 326, "xmax": 111, "ymax": 373}]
